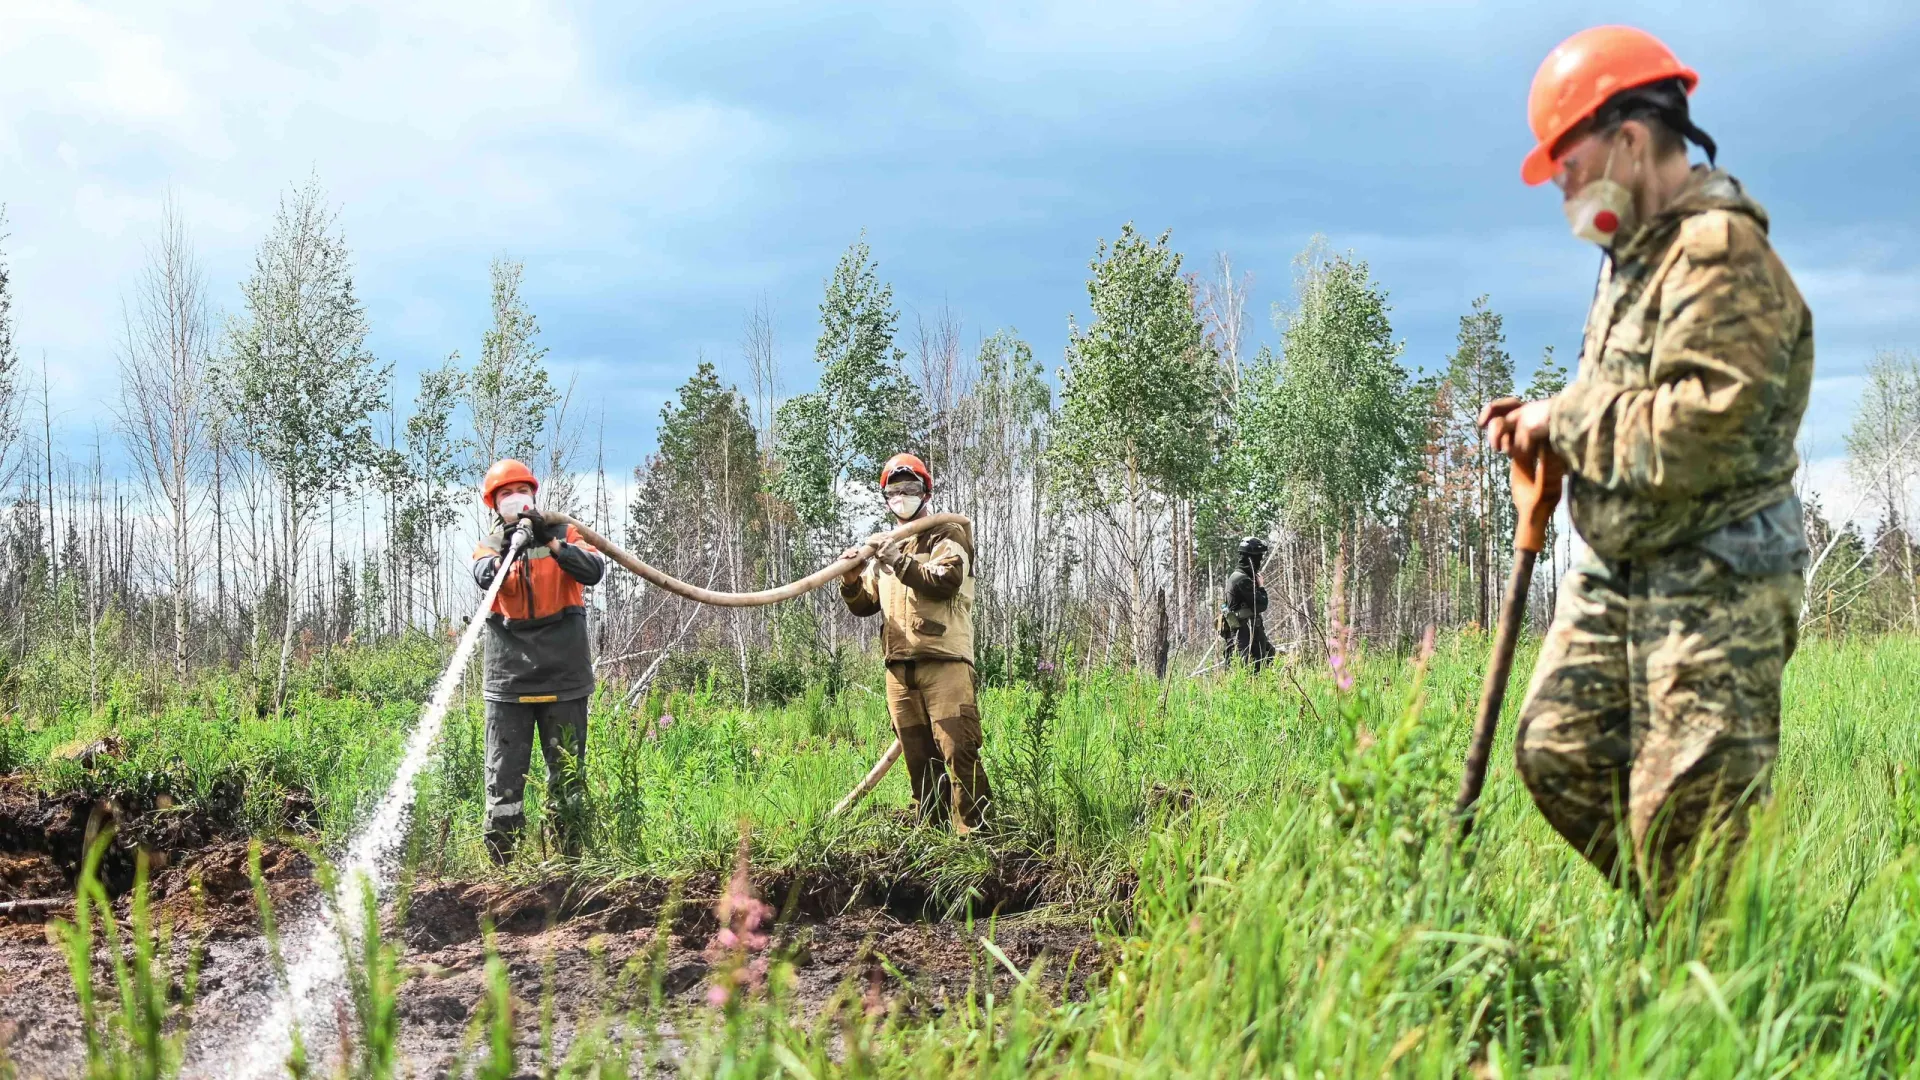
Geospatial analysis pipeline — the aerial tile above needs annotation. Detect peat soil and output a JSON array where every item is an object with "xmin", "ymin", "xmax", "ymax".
[{"xmin": 0, "ymin": 781, "xmax": 1106, "ymax": 1078}]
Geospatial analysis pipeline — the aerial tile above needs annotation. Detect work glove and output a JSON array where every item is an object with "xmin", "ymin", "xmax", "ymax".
[
  {"xmin": 518, "ymin": 508, "xmax": 556, "ymax": 546},
  {"xmin": 1255, "ymin": 585, "xmax": 1269, "ymax": 612},
  {"xmin": 875, "ymin": 536, "xmax": 912, "ymax": 577}
]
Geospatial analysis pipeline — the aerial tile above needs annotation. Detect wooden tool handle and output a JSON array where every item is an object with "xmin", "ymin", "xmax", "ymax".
[{"xmin": 1511, "ymin": 448, "xmax": 1565, "ymax": 555}]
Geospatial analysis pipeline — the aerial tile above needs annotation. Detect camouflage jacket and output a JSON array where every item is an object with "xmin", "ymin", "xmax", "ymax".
[{"xmin": 1548, "ymin": 168, "xmax": 1814, "ymax": 562}]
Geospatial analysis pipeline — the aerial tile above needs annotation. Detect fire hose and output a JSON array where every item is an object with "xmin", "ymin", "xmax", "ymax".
[{"xmin": 539, "ymin": 510, "xmax": 971, "ymax": 818}]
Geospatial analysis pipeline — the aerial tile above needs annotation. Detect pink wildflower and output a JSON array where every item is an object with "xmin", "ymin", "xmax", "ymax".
[{"xmin": 704, "ymin": 822, "xmax": 775, "ymax": 1008}]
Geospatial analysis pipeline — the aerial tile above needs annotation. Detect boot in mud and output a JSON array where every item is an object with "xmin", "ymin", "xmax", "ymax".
[{"xmin": 485, "ymin": 824, "xmax": 521, "ymax": 866}]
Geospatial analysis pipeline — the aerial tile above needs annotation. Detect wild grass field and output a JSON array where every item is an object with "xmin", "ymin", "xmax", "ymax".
[{"xmin": 2, "ymin": 633, "xmax": 1917, "ymax": 1078}]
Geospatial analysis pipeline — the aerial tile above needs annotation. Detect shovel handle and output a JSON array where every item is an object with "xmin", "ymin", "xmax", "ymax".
[
  {"xmin": 1512, "ymin": 447, "xmax": 1565, "ymax": 555},
  {"xmin": 1454, "ymin": 447, "xmax": 1563, "ymax": 836},
  {"xmin": 1454, "ymin": 549, "xmax": 1538, "ymax": 837}
]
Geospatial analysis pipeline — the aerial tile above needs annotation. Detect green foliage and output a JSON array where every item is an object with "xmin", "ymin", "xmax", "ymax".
[
  {"xmin": 774, "ymin": 234, "xmax": 919, "ymax": 537},
  {"xmin": 56, "ymin": 842, "xmax": 198, "ymax": 1080},
  {"xmin": 1230, "ymin": 240, "xmax": 1420, "ymax": 533},
  {"xmin": 1525, "ymin": 343, "xmax": 1569, "ymax": 400},
  {"xmin": 27, "ymin": 635, "xmax": 1920, "ymax": 1076},
  {"xmin": 629, "ymin": 360, "xmax": 762, "ymax": 562},
  {"xmin": 1052, "ymin": 223, "xmax": 1220, "ymax": 503},
  {"xmin": 219, "ymin": 175, "xmax": 392, "ymax": 518},
  {"xmin": 464, "ymin": 257, "xmax": 558, "ymax": 482}
]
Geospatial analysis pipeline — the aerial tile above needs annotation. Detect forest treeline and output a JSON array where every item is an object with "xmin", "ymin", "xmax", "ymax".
[{"xmin": 0, "ymin": 178, "xmax": 1906, "ymax": 714}]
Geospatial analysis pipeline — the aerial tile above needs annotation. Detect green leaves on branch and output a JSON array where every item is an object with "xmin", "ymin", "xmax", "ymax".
[
  {"xmin": 774, "ymin": 235, "xmax": 919, "ymax": 536},
  {"xmin": 1228, "ymin": 242, "xmax": 1419, "ymax": 533},
  {"xmin": 219, "ymin": 175, "xmax": 392, "ymax": 519},
  {"xmin": 1052, "ymin": 223, "xmax": 1222, "ymax": 506},
  {"xmin": 631, "ymin": 360, "xmax": 762, "ymax": 561}
]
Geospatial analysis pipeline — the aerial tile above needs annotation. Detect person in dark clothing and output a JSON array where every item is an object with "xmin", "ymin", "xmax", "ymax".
[
  {"xmin": 1220, "ymin": 536, "xmax": 1275, "ymax": 670},
  {"xmin": 469, "ymin": 458, "xmax": 608, "ymax": 863}
]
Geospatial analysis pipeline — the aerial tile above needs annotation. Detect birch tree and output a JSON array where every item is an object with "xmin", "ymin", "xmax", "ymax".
[
  {"xmin": 774, "ymin": 235, "xmax": 919, "ymax": 543},
  {"xmin": 116, "ymin": 196, "xmax": 211, "ymax": 678},
  {"xmin": 220, "ymin": 177, "xmax": 391, "ymax": 710},
  {"xmin": 1052, "ymin": 224, "xmax": 1221, "ymax": 666},
  {"xmin": 465, "ymin": 257, "xmax": 558, "ymax": 508},
  {"xmin": 1230, "ymin": 241, "xmax": 1418, "ymax": 631},
  {"xmin": 1846, "ymin": 349, "xmax": 1920, "ymax": 628}
]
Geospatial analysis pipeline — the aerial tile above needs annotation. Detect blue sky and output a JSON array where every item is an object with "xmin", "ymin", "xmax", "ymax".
[{"xmin": 2, "ymin": 1, "xmax": 1912, "ymax": 519}]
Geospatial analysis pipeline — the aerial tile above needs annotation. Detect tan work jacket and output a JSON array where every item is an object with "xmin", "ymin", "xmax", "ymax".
[{"xmin": 841, "ymin": 518, "xmax": 976, "ymax": 665}]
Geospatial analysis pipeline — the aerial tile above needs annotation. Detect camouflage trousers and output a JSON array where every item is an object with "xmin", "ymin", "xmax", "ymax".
[{"xmin": 1514, "ymin": 546, "xmax": 1801, "ymax": 901}]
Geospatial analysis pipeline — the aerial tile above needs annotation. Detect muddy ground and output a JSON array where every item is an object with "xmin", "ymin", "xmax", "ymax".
[{"xmin": 0, "ymin": 780, "xmax": 1106, "ymax": 1078}]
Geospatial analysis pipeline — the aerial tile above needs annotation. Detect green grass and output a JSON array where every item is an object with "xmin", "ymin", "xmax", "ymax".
[{"xmin": 14, "ymin": 633, "xmax": 1920, "ymax": 1076}]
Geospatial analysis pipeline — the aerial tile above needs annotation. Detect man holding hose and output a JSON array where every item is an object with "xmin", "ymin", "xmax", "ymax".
[
  {"xmin": 841, "ymin": 453, "xmax": 992, "ymax": 834},
  {"xmin": 1481, "ymin": 27, "xmax": 1811, "ymax": 905},
  {"xmin": 471, "ymin": 458, "xmax": 609, "ymax": 863}
]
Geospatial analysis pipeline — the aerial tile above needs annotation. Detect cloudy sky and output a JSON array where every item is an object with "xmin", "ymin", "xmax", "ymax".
[{"xmin": 2, "ymin": 1, "xmax": 1911, "ymax": 522}]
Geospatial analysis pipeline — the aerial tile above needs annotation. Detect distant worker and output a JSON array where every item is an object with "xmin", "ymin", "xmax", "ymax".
[
  {"xmin": 1219, "ymin": 536, "xmax": 1275, "ymax": 670},
  {"xmin": 840, "ymin": 453, "xmax": 992, "ymax": 834},
  {"xmin": 470, "ymin": 459, "xmax": 609, "ymax": 864},
  {"xmin": 1481, "ymin": 27, "xmax": 1810, "ymax": 905}
]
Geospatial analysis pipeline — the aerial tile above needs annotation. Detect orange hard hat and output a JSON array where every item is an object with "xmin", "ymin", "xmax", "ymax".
[
  {"xmin": 481, "ymin": 458, "xmax": 538, "ymax": 507},
  {"xmin": 879, "ymin": 452, "xmax": 932, "ymax": 493},
  {"xmin": 1521, "ymin": 26, "xmax": 1698, "ymax": 186}
]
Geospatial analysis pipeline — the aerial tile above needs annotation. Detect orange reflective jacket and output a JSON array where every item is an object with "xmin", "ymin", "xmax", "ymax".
[{"xmin": 471, "ymin": 524, "xmax": 598, "ymax": 623}]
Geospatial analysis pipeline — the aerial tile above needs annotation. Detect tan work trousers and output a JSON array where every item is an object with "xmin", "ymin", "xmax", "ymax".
[{"xmin": 884, "ymin": 658, "xmax": 991, "ymax": 833}]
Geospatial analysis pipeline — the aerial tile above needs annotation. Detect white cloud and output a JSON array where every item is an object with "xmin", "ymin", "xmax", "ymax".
[
  {"xmin": 1800, "ymin": 454, "xmax": 1877, "ymax": 533},
  {"xmin": 0, "ymin": 0, "xmax": 779, "ymax": 435}
]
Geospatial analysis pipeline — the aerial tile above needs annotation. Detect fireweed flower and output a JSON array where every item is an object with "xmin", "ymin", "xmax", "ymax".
[{"xmin": 704, "ymin": 826, "xmax": 774, "ymax": 1008}]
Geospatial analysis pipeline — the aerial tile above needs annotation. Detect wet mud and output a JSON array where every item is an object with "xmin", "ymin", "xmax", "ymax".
[{"xmin": 0, "ymin": 782, "xmax": 1105, "ymax": 1078}]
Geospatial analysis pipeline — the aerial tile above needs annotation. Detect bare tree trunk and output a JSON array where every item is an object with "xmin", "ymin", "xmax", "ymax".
[{"xmin": 275, "ymin": 486, "xmax": 299, "ymax": 712}]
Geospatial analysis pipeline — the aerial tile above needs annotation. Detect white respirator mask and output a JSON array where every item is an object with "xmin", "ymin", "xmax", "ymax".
[
  {"xmin": 496, "ymin": 491, "xmax": 536, "ymax": 522},
  {"xmin": 887, "ymin": 494, "xmax": 923, "ymax": 521},
  {"xmin": 1563, "ymin": 141, "xmax": 1640, "ymax": 250}
]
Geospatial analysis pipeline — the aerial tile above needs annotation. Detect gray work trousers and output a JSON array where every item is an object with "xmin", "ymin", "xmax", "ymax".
[{"xmin": 484, "ymin": 696, "xmax": 590, "ymax": 863}]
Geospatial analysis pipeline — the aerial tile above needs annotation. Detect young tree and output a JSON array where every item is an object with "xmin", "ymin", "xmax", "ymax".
[
  {"xmin": 958, "ymin": 329, "xmax": 1052, "ymax": 651},
  {"xmin": 773, "ymin": 235, "xmax": 919, "ymax": 542},
  {"xmin": 1230, "ymin": 241, "xmax": 1418, "ymax": 630},
  {"xmin": 220, "ymin": 176, "xmax": 391, "ymax": 709},
  {"xmin": 1846, "ymin": 349, "xmax": 1920, "ymax": 628},
  {"xmin": 1444, "ymin": 294, "xmax": 1515, "ymax": 630},
  {"xmin": 630, "ymin": 360, "xmax": 761, "ymax": 562},
  {"xmin": 397, "ymin": 358, "xmax": 465, "ymax": 622},
  {"xmin": 115, "ymin": 196, "xmax": 211, "ymax": 678},
  {"xmin": 465, "ymin": 257, "xmax": 558, "ymax": 504},
  {"xmin": 1052, "ymin": 224, "xmax": 1222, "ymax": 665}
]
